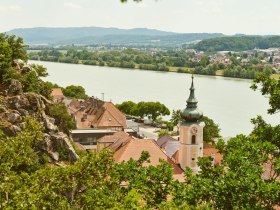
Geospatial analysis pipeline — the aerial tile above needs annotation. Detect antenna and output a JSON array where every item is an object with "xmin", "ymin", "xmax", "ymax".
[{"xmin": 101, "ymin": 93, "xmax": 104, "ymax": 101}]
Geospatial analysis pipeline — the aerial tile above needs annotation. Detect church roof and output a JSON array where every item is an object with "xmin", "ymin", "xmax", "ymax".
[{"xmin": 181, "ymin": 75, "xmax": 203, "ymax": 122}]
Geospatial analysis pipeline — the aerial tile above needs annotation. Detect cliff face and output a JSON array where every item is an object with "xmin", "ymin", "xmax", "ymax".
[{"xmin": 0, "ymin": 65, "xmax": 79, "ymax": 163}]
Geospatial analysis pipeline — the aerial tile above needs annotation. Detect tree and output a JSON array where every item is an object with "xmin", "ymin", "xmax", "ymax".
[
  {"xmin": 170, "ymin": 109, "xmax": 182, "ymax": 125},
  {"xmin": 47, "ymin": 103, "xmax": 75, "ymax": 135},
  {"xmin": 137, "ymin": 101, "xmax": 170, "ymax": 121},
  {"xmin": 116, "ymin": 101, "xmax": 137, "ymax": 116},
  {"xmin": 62, "ymin": 85, "xmax": 87, "ymax": 99},
  {"xmin": 199, "ymin": 116, "xmax": 220, "ymax": 143},
  {"xmin": 251, "ymin": 73, "xmax": 280, "ymax": 114}
]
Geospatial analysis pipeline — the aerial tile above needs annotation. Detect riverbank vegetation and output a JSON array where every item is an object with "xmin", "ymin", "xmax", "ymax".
[
  {"xmin": 192, "ymin": 35, "xmax": 280, "ymax": 51},
  {"xmin": 28, "ymin": 47, "xmax": 279, "ymax": 79}
]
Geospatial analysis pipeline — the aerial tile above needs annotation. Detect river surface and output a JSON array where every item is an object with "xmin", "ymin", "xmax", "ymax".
[{"xmin": 30, "ymin": 61, "xmax": 280, "ymax": 137}]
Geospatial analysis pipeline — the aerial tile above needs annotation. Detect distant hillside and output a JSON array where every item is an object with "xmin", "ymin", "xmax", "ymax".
[
  {"xmin": 6, "ymin": 27, "xmax": 225, "ymax": 47},
  {"xmin": 192, "ymin": 36, "xmax": 280, "ymax": 51}
]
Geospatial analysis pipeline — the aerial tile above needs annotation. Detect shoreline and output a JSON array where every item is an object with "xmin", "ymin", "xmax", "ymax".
[{"xmin": 29, "ymin": 59, "xmax": 270, "ymax": 80}]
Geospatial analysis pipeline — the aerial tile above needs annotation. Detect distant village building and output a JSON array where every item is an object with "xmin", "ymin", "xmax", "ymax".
[{"xmin": 273, "ymin": 56, "xmax": 280, "ymax": 67}]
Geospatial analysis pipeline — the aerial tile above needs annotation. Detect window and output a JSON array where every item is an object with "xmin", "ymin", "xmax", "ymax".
[{"xmin": 191, "ymin": 135, "xmax": 196, "ymax": 144}]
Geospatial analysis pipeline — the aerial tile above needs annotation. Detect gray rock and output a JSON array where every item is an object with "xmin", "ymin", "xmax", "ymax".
[
  {"xmin": 68, "ymin": 147, "xmax": 79, "ymax": 163},
  {"xmin": 42, "ymin": 113, "xmax": 58, "ymax": 131},
  {"xmin": 50, "ymin": 132, "xmax": 79, "ymax": 162},
  {"xmin": 12, "ymin": 60, "xmax": 21, "ymax": 70},
  {"xmin": 21, "ymin": 65, "xmax": 32, "ymax": 74},
  {"xmin": 12, "ymin": 125, "xmax": 22, "ymax": 133},
  {"xmin": 7, "ymin": 112, "xmax": 22, "ymax": 123},
  {"xmin": 38, "ymin": 133, "xmax": 52, "ymax": 152},
  {"xmin": 7, "ymin": 80, "xmax": 23, "ymax": 96},
  {"xmin": 18, "ymin": 108, "xmax": 29, "ymax": 116},
  {"xmin": 18, "ymin": 122, "xmax": 26, "ymax": 129},
  {"xmin": 50, "ymin": 151, "xmax": 59, "ymax": 161}
]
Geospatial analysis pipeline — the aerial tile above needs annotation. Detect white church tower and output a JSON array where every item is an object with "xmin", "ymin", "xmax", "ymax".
[{"xmin": 179, "ymin": 75, "xmax": 204, "ymax": 173}]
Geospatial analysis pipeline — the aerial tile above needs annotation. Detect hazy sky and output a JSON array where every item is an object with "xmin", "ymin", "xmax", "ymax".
[{"xmin": 1, "ymin": 0, "xmax": 280, "ymax": 35}]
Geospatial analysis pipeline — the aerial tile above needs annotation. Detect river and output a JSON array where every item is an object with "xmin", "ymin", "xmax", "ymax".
[{"xmin": 30, "ymin": 61, "xmax": 280, "ymax": 137}]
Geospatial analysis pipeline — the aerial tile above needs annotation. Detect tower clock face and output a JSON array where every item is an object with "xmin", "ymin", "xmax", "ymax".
[{"xmin": 191, "ymin": 126, "xmax": 198, "ymax": 134}]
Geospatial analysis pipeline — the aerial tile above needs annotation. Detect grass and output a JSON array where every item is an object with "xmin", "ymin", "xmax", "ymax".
[
  {"xmin": 216, "ymin": 70, "xmax": 224, "ymax": 76},
  {"xmin": 271, "ymin": 74, "xmax": 280, "ymax": 80},
  {"xmin": 168, "ymin": 66, "xmax": 194, "ymax": 73}
]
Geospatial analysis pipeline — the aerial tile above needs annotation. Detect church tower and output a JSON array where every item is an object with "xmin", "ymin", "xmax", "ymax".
[{"xmin": 179, "ymin": 75, "xmax": 204, "ymax": 173}]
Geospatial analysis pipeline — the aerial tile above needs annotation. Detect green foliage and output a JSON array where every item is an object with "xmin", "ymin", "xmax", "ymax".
[
  {"xmin": 28, "ymin": 47, "xmax": 276, "ymax": 79},
  {"xmin": 117, "ymin": 101, "xmax": 170, "ymax": 121},
  {"xmin": 251, "ymin": 73, "xmax": 280, "ymax": 114},
  {"xmin": 172, "ymin": 134, "xmax": 280, "ymax": 209},
  {"xmin": 199, "ymin": 116, "xmax": 221, "ymax": 143},
  {"xmin": 116, "ymin": 100, "xmax": 137, "ymax": 116},
  {"xmin": 62, "ymin": 85, "xmax": 87, "ymax": 99},
  {"xmin": 0, "ymin": 33, "xmax": 27, "ymax": 82},
  {"xmin": 47, "ymin": 103, "xmax": 75, "ymax": 135},
  {"xmin": 0, "ymin": 117, "xmax": 44, "ymax": 173},
  {"xmin": 193, "ymin": 35, "xmax": 280, "ymax": 51},
  {"xmin": 170, "ymin": 109, "xmax": 182, "ymax": 125},
  {"xmin": 158, "ymin": 129, "xmax": 169, "ymax": 138},
  {"xmin": 0, "ymin": 147, "xmax": 176, "ymax": 209}
]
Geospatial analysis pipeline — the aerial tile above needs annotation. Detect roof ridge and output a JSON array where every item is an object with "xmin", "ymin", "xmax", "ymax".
[
  {"xmin": 150, "ymin": 139, "xmax": 181, "ymax": 167},
  {"xmin": 116, "ymin": 138, "xmax": 132, "ymax": 161},
  {"xmin": 103, "ymin": 103, "xmax": 124, "ymax": 127}
]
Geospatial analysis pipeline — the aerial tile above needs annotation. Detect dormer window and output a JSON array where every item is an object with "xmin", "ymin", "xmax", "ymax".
[{"xmin": 191, "ymin": 135, "xmax": 196, "ymax": 144}]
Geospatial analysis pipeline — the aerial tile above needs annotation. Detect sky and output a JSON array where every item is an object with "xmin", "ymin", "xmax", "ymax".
[{"xmin": 1, "ymin": 0, "xmax": 280, "ymax": 35}]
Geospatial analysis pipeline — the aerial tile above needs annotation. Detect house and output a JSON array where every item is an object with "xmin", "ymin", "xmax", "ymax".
[
  {"xmin": 97, "ymin": 131, "xmax": 185, "ymax": 181},
  {"xmin": 68, "ymin": 97, "xmax": 127, "ymax": 148},
  {"xmin": 68, "ymin": 97, "xmax": 127, "ymax": 130},
  {"xmin": 51, "ymin": 88, "xmax": 65, "ymax": 102},
  {"xmin": 97, "ymin": 131, "xmax": 132, "ymax": 152}
]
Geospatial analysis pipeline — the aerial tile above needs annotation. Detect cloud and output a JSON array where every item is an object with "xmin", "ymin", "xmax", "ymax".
[
  {"xmin": 64, "ymin": 2, "xmax": 82, "ymax": 9},
  {"xmin": 0, "ymin": 4, "xmax": 22, "ymax": 12}
]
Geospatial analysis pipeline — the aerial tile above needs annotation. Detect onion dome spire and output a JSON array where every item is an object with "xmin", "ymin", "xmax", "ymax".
[{"xmin": 181, "ymin": 75, "xmax": 203, "ymax": 122}]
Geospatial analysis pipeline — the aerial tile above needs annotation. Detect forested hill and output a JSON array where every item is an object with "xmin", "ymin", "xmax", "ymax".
[
  {"xmin": 192, "ymin": 36, "xmax": 280, "ymax": 51},
  {"xmin": 7, "ymin": 27, "xmax": 224, "ymax": 46}
]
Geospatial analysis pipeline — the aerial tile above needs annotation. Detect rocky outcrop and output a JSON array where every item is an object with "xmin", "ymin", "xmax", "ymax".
[
  {"xmin": 0, "ymin": 79, "xmax": 79, "ymax": 163},
  {"xmin": 7, "ymin": 79, "xmax": 23, "ymax": 95}
]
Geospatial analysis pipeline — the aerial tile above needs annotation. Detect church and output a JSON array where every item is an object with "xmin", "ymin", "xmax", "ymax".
[
  {"xmin": 178, "ymin": 75, "xmax": 205, "ymax": 173},
  {"xmin": 76, "ymin": 75, "xmax": 221, "ymax": 178}
]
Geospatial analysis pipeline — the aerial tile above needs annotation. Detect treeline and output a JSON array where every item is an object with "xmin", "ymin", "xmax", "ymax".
[
  {"xmin": 192, "ymin": 36, "xmax": 280, "ymax": 51},
  {"xmin": 28, "ymin": 49, "xmax": 219, "ymax": 72},
  {"xmin": 28, "ymin": 48, "xmax": 277, "ymax": 79}
]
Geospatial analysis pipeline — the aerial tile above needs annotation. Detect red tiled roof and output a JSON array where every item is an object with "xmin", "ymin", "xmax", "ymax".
[
  {"xmin": 68, "ymin": 98, "xmax": 126, "ymax": 129},
  {"xmin": 51, "ymin": 88, "xmax": 65, "ymax": 101},
  {"xmin": 113, "ymin": 139, "xmax": 184, "ymax": 180},
  {"xmin": 98, "ymin": 131, "xmax": 132, "ymax": 151},
  {"xmin": 51, "ymin": 88, "xmax": 64, "ymax": 97},
  {"xmin": 203, "ymin": 147, "xmax": 223, "ymax": 165}
]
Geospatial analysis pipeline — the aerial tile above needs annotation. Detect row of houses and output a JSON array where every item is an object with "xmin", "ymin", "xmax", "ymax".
[{"xmin": 51, "ymin": 84, "xmax": 221, "ymax": 180}]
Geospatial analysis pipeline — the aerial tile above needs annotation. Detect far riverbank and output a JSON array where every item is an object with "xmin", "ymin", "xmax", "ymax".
[{"xmin": 30, "ymin": 58, "xmax": 280, "ymax": 80}]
